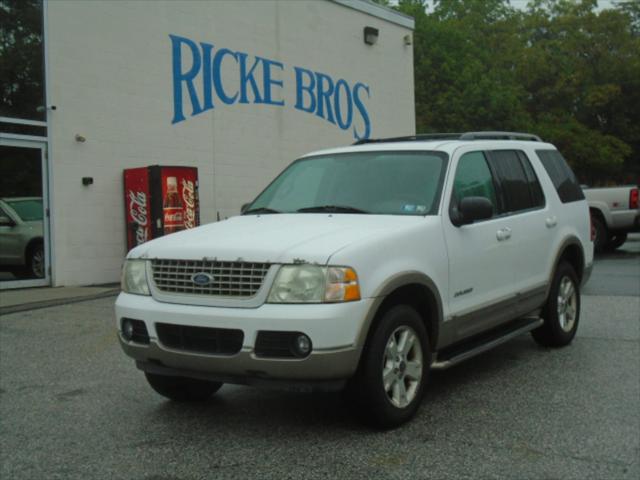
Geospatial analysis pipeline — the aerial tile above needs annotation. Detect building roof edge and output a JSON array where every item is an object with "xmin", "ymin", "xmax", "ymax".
[{"xmin": 331, "ymin": 0, "xmax": 415, "ymax": 30}]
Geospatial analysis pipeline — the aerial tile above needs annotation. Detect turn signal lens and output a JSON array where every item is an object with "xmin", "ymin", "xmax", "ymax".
[{"xmin": 324, "ymin": 267, "xmax": 361, "ymax": 302}]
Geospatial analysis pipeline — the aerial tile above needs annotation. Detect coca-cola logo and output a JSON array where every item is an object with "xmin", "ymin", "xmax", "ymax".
[
  {"xmin": 164, "ymin": 211, "xmax": 184, "ymax": 224},
  {"xmin": 128, "ymin": 190, "xmax": 148, "ymax": 245},
  {"xmin": 181, "ymin": 178, "xmax": 196, "ymax": 229}
]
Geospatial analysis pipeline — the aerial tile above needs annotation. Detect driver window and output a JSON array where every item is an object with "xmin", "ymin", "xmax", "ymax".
[{"xmin": 452, "ymin": 151, "xmax": 498, "ymax": 212}]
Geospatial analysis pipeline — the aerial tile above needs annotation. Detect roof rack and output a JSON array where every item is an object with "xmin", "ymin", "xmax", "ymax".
[
  {"xmin": 459, "ymin": 131, "xmax": 543, "ymax": 142},
  {"xmin": 352, "ymin": 131, "xmax": 542, "ymax": 145}
]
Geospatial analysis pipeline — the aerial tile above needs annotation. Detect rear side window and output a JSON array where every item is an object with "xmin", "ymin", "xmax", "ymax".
[
  {"xmin": 486, "ymin": 150, "xmax": 544, "ymax": 213},
  {"xmin": 536, "ymin": 150, "xmax": 585, "ymax": 203},
  {"xmin": 517, "ymin": 151, "xmax": 545, "ymax": 208}
]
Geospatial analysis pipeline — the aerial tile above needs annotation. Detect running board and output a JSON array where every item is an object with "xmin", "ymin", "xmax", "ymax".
[{"xmin": 431, "ymin": 316, "xmax": 543, "ymax": 370}]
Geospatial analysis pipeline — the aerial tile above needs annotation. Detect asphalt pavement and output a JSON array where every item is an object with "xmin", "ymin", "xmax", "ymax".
[{"xmin": 0, "ymin": 242, "xmax": 638, "ymax": 479}]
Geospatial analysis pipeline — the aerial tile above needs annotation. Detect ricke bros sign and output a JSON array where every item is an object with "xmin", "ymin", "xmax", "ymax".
[{"xmin": 170, "ymin": 34, "xmax": 372, "ymax": 140}]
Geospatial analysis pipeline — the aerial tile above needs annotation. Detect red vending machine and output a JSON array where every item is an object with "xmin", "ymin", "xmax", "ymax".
[{"xmin": 123, "ymin": 166, "xmax": 200, "ymax": 251}]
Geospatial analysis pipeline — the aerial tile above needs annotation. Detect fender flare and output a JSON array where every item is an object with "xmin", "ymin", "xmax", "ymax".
[
  {"xmin": 546, "ymin": 236, "xmax": 585, "ymax": 298},
  {"xmin": 356, "ymin": 271, "xmax": 444, "ymax": 352}
]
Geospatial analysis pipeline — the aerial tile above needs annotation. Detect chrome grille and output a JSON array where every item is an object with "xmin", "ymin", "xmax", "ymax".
[{"xmin": 151, "ymin": 259, "xmax": 270, "ymax": 297}]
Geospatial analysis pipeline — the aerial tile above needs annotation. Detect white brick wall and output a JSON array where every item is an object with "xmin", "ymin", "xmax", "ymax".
[{"xmin": 46, "ymin": 0, "xmax": 415, "ymax": 286}]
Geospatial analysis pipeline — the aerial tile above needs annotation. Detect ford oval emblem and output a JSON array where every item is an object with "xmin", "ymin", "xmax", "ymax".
[{"xmin": 191, "ymin": 272, "xmax": 214, "ymax": 286}]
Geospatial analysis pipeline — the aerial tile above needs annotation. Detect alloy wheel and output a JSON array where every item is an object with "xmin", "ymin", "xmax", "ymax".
[
  {"xmin": 557, "ymin": 276, "xmax": 577, "ymax": 332},
  {"xmin": 382, "ymin": 326, "xmax": 423, "ymax": 408}
]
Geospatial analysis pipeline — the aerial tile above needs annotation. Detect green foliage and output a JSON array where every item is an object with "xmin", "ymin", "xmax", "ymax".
[
  {"xmin": 0, "ymin": 0, "xmax": 45, "ymax": 120},
  {"xmin": 394, "ymin": 0, "xmax": 639, "ymax": 182}
]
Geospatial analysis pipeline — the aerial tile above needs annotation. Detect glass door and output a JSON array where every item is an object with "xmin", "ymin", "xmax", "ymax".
[{"xmin": 0, "ymin": 138, "xmax": 50, "ymax": 289}]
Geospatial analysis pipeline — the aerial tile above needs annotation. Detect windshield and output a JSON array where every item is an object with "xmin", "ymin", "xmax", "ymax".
[
  {"xmin": 4, "ymin": 198, "xmax": 43, "ymax": 221},
  {"xmin": 247, "ymin": 151, "xmax": 448, "ymax": 215}
]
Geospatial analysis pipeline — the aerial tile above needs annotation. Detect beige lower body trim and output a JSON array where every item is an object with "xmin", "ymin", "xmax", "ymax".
[{"xmin": 119, "ymin": 335, "xmax": 361, "ymax": 381}]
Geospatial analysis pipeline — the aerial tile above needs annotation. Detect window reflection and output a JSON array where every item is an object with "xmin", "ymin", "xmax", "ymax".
[
  {"xmin": 0, "ymin": 0, "xmax": 45, "ymax": 122},
  {"xmin": 0, "ymin": 146, "xmax": 45, "ymax": 280}
]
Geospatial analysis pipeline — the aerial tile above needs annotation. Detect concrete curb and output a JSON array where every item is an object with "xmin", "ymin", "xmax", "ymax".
[{"xmin": 0, "ymin": 289, "xmax": 120, "ymax": 316}]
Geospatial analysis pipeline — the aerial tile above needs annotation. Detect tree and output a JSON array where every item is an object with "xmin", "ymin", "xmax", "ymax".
[
  {"xmin": 392, "ymin": 0, "xmax": 638, "ymax": 183},
  {"xmin": 0, "ymin": 0, "xmax": 45, "ymax": 121}
]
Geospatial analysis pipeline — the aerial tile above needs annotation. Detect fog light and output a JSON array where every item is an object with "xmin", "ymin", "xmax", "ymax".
[
  {"xmin": 293, "ymin": 334, "xmax": 312, "ymax": 357},
  {"xmin": 122, "ymin": 319, "xmax": 134, "ymax": 341}
]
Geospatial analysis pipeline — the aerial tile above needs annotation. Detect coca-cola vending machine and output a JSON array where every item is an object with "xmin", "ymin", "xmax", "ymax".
[{"xmin": 123, "ymin": 166, "xmax": 200, "ymax": 251}]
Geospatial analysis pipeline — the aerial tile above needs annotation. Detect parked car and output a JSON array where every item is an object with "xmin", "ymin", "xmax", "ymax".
[
  {"xmin": 583, "ymin": 185, "xmax": 639, "ymax": 252},
  {"xmin": 0, "ymin": 197, "xmax": 45, "ymax": 279},
  {"xmin": 115, "ymin": 131, "xmax": 593, "ymax": 428}
]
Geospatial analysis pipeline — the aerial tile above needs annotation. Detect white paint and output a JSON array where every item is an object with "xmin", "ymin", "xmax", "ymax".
[{"xmin": 45, "ymin": 0, "xmax": 415, "ymax": 286}]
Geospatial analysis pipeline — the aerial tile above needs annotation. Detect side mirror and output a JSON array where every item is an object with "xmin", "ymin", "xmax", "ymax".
[
  {"xmin": 0, "ymin": 215, "xmax": 16, "ymax": 227},
  {"xmin": 240, "ymin": 203, "xmax": 251, "ymax": 214},
  {"xmin": 453, "ymin": 197, "xmax": 493, "ymax": 226}
]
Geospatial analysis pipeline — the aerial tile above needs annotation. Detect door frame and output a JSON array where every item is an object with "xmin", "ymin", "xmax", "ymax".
[{"xmin": 0, "ymin": 136, "xmax": 52, "ymax": 289}]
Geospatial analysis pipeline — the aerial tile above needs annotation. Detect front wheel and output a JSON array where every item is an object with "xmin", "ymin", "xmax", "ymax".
[
  {"xmin": 145, "ymin": 373, "xmax": 222, "ymax": 401},
  {"xmin": 346, "ymin": 305, "xmax": 430, "ymax": 429},
  {"xmin": 532, "ymin": 261, "xmax": 580, "ymax": 347}
]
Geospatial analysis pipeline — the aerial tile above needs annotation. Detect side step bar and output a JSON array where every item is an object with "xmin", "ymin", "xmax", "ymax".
[{"xmin": 431, "ymin": 316, "xmax": 543, "ymax": 370}]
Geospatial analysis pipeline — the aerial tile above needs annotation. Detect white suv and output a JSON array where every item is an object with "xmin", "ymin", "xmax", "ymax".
[{"xmin": 115, "ymin": 131, "xmax": 593, "ymax": 428}]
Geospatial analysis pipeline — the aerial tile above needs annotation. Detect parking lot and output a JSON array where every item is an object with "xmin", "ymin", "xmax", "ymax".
[{"xmin": 1, "ymin": 238, "xmax": 638, "ymax": 480}]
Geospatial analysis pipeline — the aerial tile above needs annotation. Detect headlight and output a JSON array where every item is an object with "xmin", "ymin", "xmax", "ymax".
[
  {"xmin": 121, "ymin": 259, "xmax": 150, "ymax": 295},
  {"xmin": 267, "ymin": 265, "xmax": 360, "ymax": 303}
]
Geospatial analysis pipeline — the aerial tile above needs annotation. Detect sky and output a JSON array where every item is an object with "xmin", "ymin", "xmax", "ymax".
[
  {"xmin": 399, "ymin": 0, "xmax": 622, "ymax": 12},
  {"xmin": 507, "ymin": 0, "xmax": 618, "ymax": 9}
]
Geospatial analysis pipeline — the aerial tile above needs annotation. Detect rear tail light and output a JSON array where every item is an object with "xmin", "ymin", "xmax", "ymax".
[{"xmin": 630, "ymin": 188, "xmax": 639, "ymax": 210}]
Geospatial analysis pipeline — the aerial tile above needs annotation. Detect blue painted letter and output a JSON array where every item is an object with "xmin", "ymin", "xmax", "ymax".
[
  {"xmin": 353, "ymin": 82, "xmax": 371, "ymax": 140},
  {"xmin": 213, "ymin": 48, "xmax": 239, "ymax": 104},
  {"xmin": 294, "ymin": 67, "xmax": 316, "ymax": 113},
  {"xmin": 334, "ymin": 79, "xmax": 353, "ymax": 130},
  {"xmin": 262, "ymin": 58, "xmax": 285, "ymax": 106},
  {"xmin": 170, "ymin": 34, "xmax": 204, "ymax": 124},
  {"xmin": 237, "ymin": 52, "xmax": 264, "ymax": 104},
  {"xmin": 200, "ymin": 42, "xmax": 214, "ymax": 111},
  {"xmin": 315, "ymin": 72, "xmax": 336, "ymax": 125}
]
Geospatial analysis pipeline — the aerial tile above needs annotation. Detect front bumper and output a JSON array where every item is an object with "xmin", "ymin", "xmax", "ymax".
[{"xmin": 115, "ymin": 292, "xmax": 374, "ymax": 383}]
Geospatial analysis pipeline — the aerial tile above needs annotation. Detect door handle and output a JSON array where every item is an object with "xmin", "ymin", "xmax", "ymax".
[
  {"xmin": 496, "ymin": 227, "xmax": 512, "ymax": 241},
  {"xmin": 546, "ymin": 216, "xmax": 557, "ymax": 228}
]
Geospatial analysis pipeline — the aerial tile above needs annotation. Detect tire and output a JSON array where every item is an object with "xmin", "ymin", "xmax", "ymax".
[
  {"xmin": 592, "ymin": 215, "xmax": 609, "ymax": 254},
  {"xmin": 346, "ymin": 305, "xmax": 430, "ymax": 429},
  {"xmin": 531, "ymin": 261, "xmax": 580, "ymax": 347},
  {"xmin": 144, "ymin": 373, "xmax": 223, "ymax": 401},
  {"xmin": 28, "ymin": 243, "xmax": 45, "ymax": 278},
  {"xmin": 12, "ymin": 243, "xmax": 44, "ymax": 279},
  {"xmin": 606, "ymin": 233, "xmax": 627, "ymax": 251}
]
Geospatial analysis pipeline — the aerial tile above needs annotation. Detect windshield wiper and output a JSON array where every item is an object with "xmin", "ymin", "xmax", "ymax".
[
  {"xmin": 243, "ymin": 207, "xmax": 281, "ymax": 215},
  {"xmin": 297, "ymin": 205, "xmax": 369, "ymax": 214}
]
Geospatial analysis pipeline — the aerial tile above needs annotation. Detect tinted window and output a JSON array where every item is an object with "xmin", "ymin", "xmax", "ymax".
[
  {"xmin": 517, "ymin": 151, "xmax": 545, "ymax": 208},
  {"xmin": 487, "ymin": 150, "xmax": 541, "ymax": 213},
  {"xmin": 536, "ymin": 150, "xmax": 585, "ymax": 203},
  {"xmin": 4, "ymin": 198, "xmax": 43, "ymax": 221},
  {"xmin": 451, "ymin": 151, "xmax": 498, "ymax": 214}
]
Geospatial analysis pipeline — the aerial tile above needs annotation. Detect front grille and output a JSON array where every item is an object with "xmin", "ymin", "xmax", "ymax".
[
  {"xmin": 151, "ymin": 259, "xmax": 270, "ymax": 297},
  {"xmin": 156, "ymin": 323, "xmax": 243, "ymax": 355}
]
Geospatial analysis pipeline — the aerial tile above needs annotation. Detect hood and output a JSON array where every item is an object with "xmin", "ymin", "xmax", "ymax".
[{"xmin": 129, "ymin": 214, "xmax": 425, "ymax": 265}]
